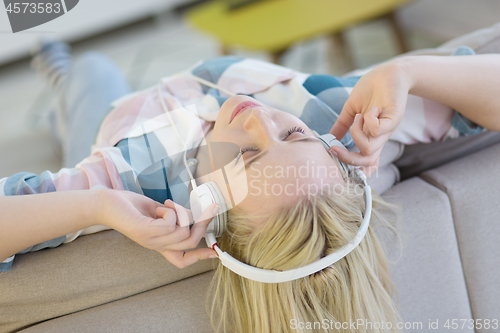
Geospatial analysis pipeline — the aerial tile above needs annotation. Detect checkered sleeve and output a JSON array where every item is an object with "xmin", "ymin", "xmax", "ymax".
[
  {"xmin": 1, "ymin": 149, "xmax": 124, "ymax": 196},
  {"xmin": 0, "ymin": 149, "xmax": 124, "ymax": 272}
]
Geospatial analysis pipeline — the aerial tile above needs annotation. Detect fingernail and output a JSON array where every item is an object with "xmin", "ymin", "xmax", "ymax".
[
  {"xmin": 329, "ymin": 148, "xmax": 338, "ymax": 156},
  {"xmin": 209, "ymin": 255, "xmax": 218, "ymax": 259},
  {"xmin": 355, "ymin": 114, "xmax": 361, "ymax": 121},
  {"xmin": 213, "ymin": 204, "xmax": 220, "ymax": 215}
]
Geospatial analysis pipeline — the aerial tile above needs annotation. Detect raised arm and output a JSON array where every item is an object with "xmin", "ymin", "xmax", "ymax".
[
  {"xmin": 403, "ymin": 54, "xmax": 500, "ymax": 131},
  {"xmin": 329, "ymin": 53, "xmax": 500, "ymax": 170}
]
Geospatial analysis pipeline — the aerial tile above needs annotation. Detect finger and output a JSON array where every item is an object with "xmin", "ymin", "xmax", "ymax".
[
  {"xmin": 134, "ymin": 217, "xmax": 177, "ymax": 247},
  {"xmin": 365, "ymin": 106, "xmax": 401, "ymax": 137},
  {"xmin": 156, "ymin": 206, "xmax": 174, "ymax": 219},
  {"xmin": 163, "ymin": 200, "xmax": 191, "ymax": 227},
  {"xmin": 163, "ymin": 199, "xmax": 176, "ymax": 209},
  {"xmin": 156, "ymin": 206, "xmax": 167, "ymax": 218},
  {"xmin": 360, "ymin": 157, "xmax": 379, "ymax": 178},
  {"xmin": 161, "ymin": 248, "xmax": 219, "ymax": 269},
  {"xmin": 350, "ymin": 116, "xmax": 390, "ymax": 156},
  {"xmin": 330, "ymin": 145, "xmax": 384, "ymax": 168},
  {"xmin": 330, "ymin": 102, "xmax": 357, "ymax": 140},
  {"xmin": 351, "ymin": 133, "xmax": 388, "ymax": 158},
  {"xmin": 362, "ymin": 106, "xmax": 380, "ymax": 136},
  {"xmin": 158, "ymin": 208, "xmax": 177, "ymax": 227},
  {"xmin": 193, "ymin": 203, "xmax": 220, "ymax": 224},
  {"xmin": 155, "ymin": 207, "xmax": 177, "ymax": 228},
  {"xmin": 148, "ymin": 224, "xmax": 191, "ymax": 249},
  {"xmin": 147, "ymin": 211, "xmax": 177, "ymax": 235},
  {"xmin": 352, "ymin": 113, "xmax": 379, "ymax": 155},
  {"xmin": 158, "ymin": 203, "xmax": 220, "ymax": 251}
]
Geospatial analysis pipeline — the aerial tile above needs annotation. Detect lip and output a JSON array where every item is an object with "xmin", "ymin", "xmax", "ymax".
[{"xmin": 229, "ymin": 101, "xmax": 262, "ymax": 124}]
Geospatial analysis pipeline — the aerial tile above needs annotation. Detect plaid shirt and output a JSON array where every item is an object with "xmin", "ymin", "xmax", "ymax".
[{"xmin": 2, "ymin": 53, "xmax": 477, "ymax": 271}]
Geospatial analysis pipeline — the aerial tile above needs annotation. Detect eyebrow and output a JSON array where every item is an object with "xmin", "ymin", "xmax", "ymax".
[{"xmin": 244, "ymin": 136, "xmax": 321, "ymax": 170}]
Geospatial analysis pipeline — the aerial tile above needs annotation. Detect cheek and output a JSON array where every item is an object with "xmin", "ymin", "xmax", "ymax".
[
  {"xmin": 210, "ymin": 154, "xmax": 249, "ymax": 211},
  {"xmin": 210, "ymin": 123, "xmax": 223, "ymax": 141},
  {"xmin": 244, "ymin": 171, "xmax": 300, "ymax": 204}
]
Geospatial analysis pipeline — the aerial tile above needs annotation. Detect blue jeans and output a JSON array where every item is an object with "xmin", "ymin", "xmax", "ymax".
[
  {"xmin": 449, "ymin": 46, "xmax": 485, "ymax": 137},
  {"xmin": 56, "ymin": 52, "xmax": 131, "ymax": 167}
]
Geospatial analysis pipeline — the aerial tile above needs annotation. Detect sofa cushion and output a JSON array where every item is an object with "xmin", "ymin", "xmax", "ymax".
[
  {"xmin": 420, "ymin": 142, "xmax": 500, "ymax": 326},
  {"xmin": 0, "ymin": 229, "xmax": 215, "ymax": 333},
  {"xmin": 395, "ymin": 130, "xmax": 500, "ymax": 180},
  {"xmin": 378, "ymin": 177, "xmax": 473, "ymax": 331},
  {"xmin": 18, "ymin": 271, "xmax": 215, "ymax": 333},
  {"xmin": 440, "ymin": 22, "xmax": 500, "ymax": 53}
]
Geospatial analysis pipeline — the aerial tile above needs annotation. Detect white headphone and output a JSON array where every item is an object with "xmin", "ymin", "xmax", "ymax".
[{"xmin": 157, "ymin": 75, "xmax": 372, "ymax": 283}]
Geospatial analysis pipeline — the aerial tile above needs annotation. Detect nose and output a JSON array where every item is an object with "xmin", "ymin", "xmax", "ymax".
[{"xmin": 242, "ymin": 108, "xmax": 276, "ymax": 145}]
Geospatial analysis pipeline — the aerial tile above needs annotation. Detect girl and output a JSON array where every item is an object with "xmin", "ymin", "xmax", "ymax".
[{"xmin": 1, "ymin": 41, "xmax": 499, "ymax": 332}]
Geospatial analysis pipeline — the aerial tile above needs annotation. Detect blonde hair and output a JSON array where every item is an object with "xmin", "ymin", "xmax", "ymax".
[{"xmin": 208, "ymin": 168, "xmax": 402, "ymax": 333}]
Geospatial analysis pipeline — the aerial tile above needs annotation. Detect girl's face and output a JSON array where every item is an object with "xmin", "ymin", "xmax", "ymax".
[{"xmin": 208, "ymin": 96, "xmax": 344, "ymax": 226}]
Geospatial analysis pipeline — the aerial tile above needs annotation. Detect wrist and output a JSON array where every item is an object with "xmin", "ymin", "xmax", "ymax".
[
  {"xmin": 93, "ymin": 189, "xmax": 114, "ymax": 228},
  {"xmin": 391, "ymin": 56, "xmax": 418, "ymax": 94}
]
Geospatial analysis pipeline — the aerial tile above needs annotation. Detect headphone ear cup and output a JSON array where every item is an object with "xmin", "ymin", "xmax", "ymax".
[
  {"xmin": 204, "ymin": 182, "xmax": 228, "ymax": 237},
  {"xmin": 190, "ymin": 182, "xmax": 228, "ymax": 237},
  {"xmin": 316, "ymin": 133, "xmax": 354, "ymax": 174}
]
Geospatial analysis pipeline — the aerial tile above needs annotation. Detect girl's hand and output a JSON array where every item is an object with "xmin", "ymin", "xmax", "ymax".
[
  {"xmin": 98, "ymin": 190, "xmax": 219, "ymax": 268},
  {"xmin": 329, "ymin": 59, "xmax": 412, "ymax": 176}
]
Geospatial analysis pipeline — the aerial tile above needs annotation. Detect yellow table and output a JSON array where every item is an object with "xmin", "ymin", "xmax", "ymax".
[{"xmin": 188, "ymin": 0, "xmax": 411, "ymax": 67}]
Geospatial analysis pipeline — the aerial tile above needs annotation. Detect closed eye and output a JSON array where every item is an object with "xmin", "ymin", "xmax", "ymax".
[
  {"xmin": 239, "ymin": 126, "xmax": 305, "ymax": 158},
  {"xmin": 235, "ymin": 126, "xmax": 307, "ymax": 165},
  {"xmin": 235, "ymin": 146, "xmax": 258, "ymax": 164},
  {"xmin": 283, "ymin": 126, "xmax": 306, "ymax": 140}
]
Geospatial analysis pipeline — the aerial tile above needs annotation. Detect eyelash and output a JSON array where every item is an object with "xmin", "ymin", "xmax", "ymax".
[
  {"xmin": 238, "ymin": 126, "xmax": 306, "ymax": 156},
  {"xmin": 285, "ymin": 126, "xmax": 305, "ymax": 138}
]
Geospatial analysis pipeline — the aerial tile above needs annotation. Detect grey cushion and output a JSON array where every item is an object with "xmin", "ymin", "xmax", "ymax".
[
  {"xmin": 0, "ymin": 230, "xmax": 215, "ymax": 333},
  {"xmin": 395, "ymin": 130, "xmax": 500, "ymax": 180},
  {"xmin": 378, "ymin": 178, "xmax": 473, "ymax": 331},
  {"xmin": 440, "ymin": 22, "xmax": 500, "ymax": 53},
  {"xmin": 420, "ymin": 143, "xmax": 500, "ymax": 328},
  {"xmin": 18, "ymin": 272, "xmax": 215, "ymax": 333}
]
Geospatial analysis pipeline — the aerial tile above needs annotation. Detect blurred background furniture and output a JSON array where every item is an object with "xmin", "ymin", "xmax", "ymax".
[
  {"xmin": 188, "ymin": 0, "xmax": 411, "ymax": 71},
  {"xmin": 0, "ymin": 0, "xmax": 195, "ymax": 66}
]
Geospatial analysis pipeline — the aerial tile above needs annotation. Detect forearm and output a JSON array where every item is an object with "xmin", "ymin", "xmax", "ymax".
[
  {"xmin": 0, "ymin": 190, "xmax": 103, "ymax": 262},
  {"xmin": 396, "ymin": 54, "xmax": 500, "ymax": 131}
]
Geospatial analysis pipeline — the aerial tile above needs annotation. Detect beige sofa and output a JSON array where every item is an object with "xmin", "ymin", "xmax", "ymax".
[{"xmin": 1, "ymin": 24, "xmax": 500, "ymax": 333}]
